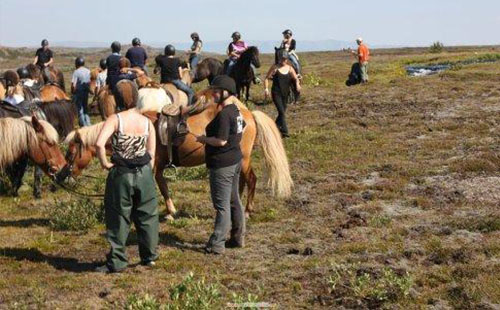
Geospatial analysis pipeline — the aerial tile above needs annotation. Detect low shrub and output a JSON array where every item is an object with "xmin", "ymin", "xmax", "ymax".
[{"xmin": 46, "ymin": 198, "xmax": 104, "ymax": 232}]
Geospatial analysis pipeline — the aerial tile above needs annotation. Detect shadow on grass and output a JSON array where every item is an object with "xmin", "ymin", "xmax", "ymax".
[
  {"xmin": 0, "ymin": 218, "xmax": 50, "ymax": 228},
  {"xmin": 0, "ymin": 247, "xmax": 95, "ymax": 272},
  {"xmin": 126, "ymin": 231, "xmax": 205, "ymax": 253}
]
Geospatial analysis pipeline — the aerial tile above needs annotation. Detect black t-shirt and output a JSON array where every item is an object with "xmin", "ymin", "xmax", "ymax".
[
  {"xmin": 126, "ymin": 46, "xmax": 148, "ymax": 69},
  {"xmin": 106, "ymin": 54, "xmax": 121, "ymax": 87},
  {"xmin": 35, "ymin": 48, "xmax": 53, "ymax": 67},
  {"xmin": 155, "ymin": 55, "xmax": 180, "ymax": 83},
  {"xmin": 205, "ymin": 104, "xmax": 245, "ymax": 169}
]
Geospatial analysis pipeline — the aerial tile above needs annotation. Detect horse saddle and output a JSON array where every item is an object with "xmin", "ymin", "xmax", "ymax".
[{"xmin": 0, "ymin": 100, "xmax": 46, "ymax": 120}]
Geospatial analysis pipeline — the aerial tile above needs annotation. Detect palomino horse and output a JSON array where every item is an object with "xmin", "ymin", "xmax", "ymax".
[
  {"xmin": 156, "ymin": 68, "xmax": 192, "ymax": 107},
  {"xmin": 228, "ymin": 46, "xmax": 261, "ymax": 101},
  {"xmin": 192, "ymin": 58, "xmax": 224, "ymax": 84},
  {"xmin": 64, "ymin": 88, "xmax": 293, "ymax": 219},
  {"xmin": 0, "ymin": 116, "xmax": 68, "ymax": 196},
  {"xmin": 0, "ymin": 78, "xmax": 6, "ymax": 100}
]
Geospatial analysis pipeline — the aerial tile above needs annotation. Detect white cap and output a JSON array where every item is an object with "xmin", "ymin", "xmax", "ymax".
[{"xmin": 356, "ymin": 37, "xmax": 363, "ymax": 43}]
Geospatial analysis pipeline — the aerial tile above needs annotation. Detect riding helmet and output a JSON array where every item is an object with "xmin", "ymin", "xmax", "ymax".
[
  {"xmin": 164, "ymin": 44, "xmax": 176, "ymax": 56},
  {"xmin": 41, "ymin": 39, "xmax": 49, "ymax": 47},
  {"xmin": 210, "ymin": 75, "xmax": 237, "ymax": 96},
  {"xmin": 282, "ymin": 29, "xmax": 293, "ymax": 36},
  {"xmin": 191, "ymin": 32, "xmax": 200, "ymax": 40},
  {"xmin": 75, "ymin": 57, "xmax": 85, "ymax": 67},
  {"xmin": 111, "ymin": 41, "xmax": 121, "ymax": 53},
  {"xmin": 99, "ymin": 58, "xmax": 107, "ymax": 70},
  {"xmin": 17, "ymin": 67, "xmax": 30, "ymax": 79},
  {"xmin": 132, "ymin": 37, "xmax": 141, "ymax": 46},
  {"xmin": 231, "ymin": 32, "xmax": 241, "ymax": 40}
]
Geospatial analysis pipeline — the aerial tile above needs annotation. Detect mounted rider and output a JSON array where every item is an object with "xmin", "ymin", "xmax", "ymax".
[
  {"xmin": 187, "ymin": 32, "xmax": 203, "ymax": 76},
  {"xmin": 280, "ymin": 29, "xmax": 301, "ymax": 77},
  {"xmin": 16, "ymin": 67, "xmax": 42, "ymax": 103},
  {"xmin": 96, "ymin": 58, "xmax": 107, "ymax": 94},
  {"xmin": 106, "ymin": 41, "xmax": 123, "ymax": 96},
  {"xmin": 126, "ymin": 37, "xmax": 148, "ymax": 74},
  {"xmin": 33, "ymin": 39, "xmax": 54, "ymax": 79},
  {"xmin": 225, "ymin": 32, "xmax": 260, "ymax": 84},
  {"xmin": 155, "ymin": 44, "xmax": 195, "ymax": 105}
]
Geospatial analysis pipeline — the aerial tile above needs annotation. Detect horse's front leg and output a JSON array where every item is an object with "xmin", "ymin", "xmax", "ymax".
[
  {"xmin": 33, "ymin": 166, "xmax": 43, "ymax": 199},
  {"xmin": 154, "ymin": 157, "xmax": 176, "ymax": 221},
  {"xmin": 5, "ymin": 157, "xmax": 28, "ymax": 196},
  {"xmin": 245, "ymin": 84, "xmax": 251, "ymax": 102}
]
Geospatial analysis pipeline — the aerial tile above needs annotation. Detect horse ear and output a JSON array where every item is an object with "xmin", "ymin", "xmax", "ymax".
[{"xmin": 32, "ymin": 116, "xmax": 44, "ymax": 133}]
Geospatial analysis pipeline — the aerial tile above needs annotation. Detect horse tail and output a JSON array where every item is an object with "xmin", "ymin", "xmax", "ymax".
[{"xmin": 251, "ymin": 110, "xmax": 293, "ymax": 198}]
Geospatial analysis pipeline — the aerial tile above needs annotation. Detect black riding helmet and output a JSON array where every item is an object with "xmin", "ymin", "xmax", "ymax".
[
  {"xmin": 191, "ymin": 32, "xmax": 199, "ymax": 40},
  {"xmin": 111, "ymin": 41, "xmax": 121, "ymax": 53},
  {"xmin": 282, "ymin": 29, "xmax": 293, "ymax": 36},
  {"xmin": 210, "ymin": 75, "xmax": 237, "ymax": 96},
  {"xmin": 164, "ymin": 44, "xmax": 176, "ymax": 56},
  {"xmin": 231, "ymin": 32, "xmax": 241, "ymax": 40},
  {"xmin": 99, "ymin": 58, "xmax": 107, "ymax": 70},
  {"xmin": 132, "ymin": 37, "xmax": 141, "ymax": 46},
  {"xmin": 41, "ymin": 39, "xmax": 49, "ymax": 47},
  {"xmin": 17, "ymin": 67, "xmax": 30, "ymax": 79},
  {"xmin": 75, "ymin": 57, "xmax": 85, "ymax": 67}
]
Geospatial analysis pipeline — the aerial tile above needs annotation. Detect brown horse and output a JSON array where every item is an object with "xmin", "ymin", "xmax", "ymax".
[
  {"xmin": 157, "ymin": 68, "xmax": 192, "ymax": 107},
  {"xmin": 0, "ymin": 79, "xmax": 6, "ymax": 100},
  {"xmin": 0, "ymin": 116, "xmax": 68, "ymax": 195},
  {"xmin": 40, "ymin": 84, "xmax": 70, "ymax": 102},
  {"xmin": 42, "ymin": 66, "xmax": 66, "ymax": 92},
  {"xmin": 192, "ymin": 57, "xmax": 224, "ymax": 84},
  {"xmin": 64, "ymin": 89, "xmax": 293, "ymax": 219}
]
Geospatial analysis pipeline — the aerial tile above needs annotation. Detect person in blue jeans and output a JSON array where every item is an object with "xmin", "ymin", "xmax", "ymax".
[
  {"xmin": 280, "ymin": 29, "xmax": 301, "ymax": 77},
  {"xmin": 71, "ymin": 56, "xmax": 91, "ymax": 127},
  {"xmin": 155, "ymin": 45, "xmax": 194, "ymax": 105},
  {"xmin": 187, "ymin": 32, "xmax": 202, "ymax": 75}
]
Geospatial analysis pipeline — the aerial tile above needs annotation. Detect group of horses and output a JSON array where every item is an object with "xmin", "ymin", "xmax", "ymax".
[{"xmin": 0, "ymin": 45, "xmax": 293, "ymax": 220}]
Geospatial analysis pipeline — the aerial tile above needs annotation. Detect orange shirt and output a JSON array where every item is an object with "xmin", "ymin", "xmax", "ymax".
[{"xmin": 358, "ymin": 44, "xmax": 370, "ymax": 63}]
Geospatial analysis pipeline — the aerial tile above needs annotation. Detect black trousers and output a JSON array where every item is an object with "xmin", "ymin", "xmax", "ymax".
[{"xmin": 272, "ymin": 91, "xmax": 288, "ymax": 135}]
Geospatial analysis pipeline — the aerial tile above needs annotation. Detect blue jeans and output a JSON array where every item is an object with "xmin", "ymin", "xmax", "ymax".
[
  {"xmin": 289, "ymin": 54, "xmax": 301, "ymax": 75},
  {"xmin": 189, "ymin": 55, "xmax": 200, "ymax": 71},
  {"xmin": 225, "ymin": 59, "xmax": 237, "ymax": 75},
  {"xmin": 171, "ymin": 79, "xmax": 194, "ymax": 105},
  {"xmin": 74, "ymin": 90, "xmax": 91, "ymax": 127}
]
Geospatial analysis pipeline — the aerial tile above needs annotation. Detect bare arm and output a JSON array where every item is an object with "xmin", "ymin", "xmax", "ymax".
[
  {"xmin": 96, "ymin": 115, "xmax": 118, "ymax": 169},
  {"xmin": 264, "ymin": 65, "xmax": 277, "ymax": 94},
  {"xmin": 196, "ymin": 135, "xmax": 227, "ymax": 147},
  {"xmin": 33, "ymin": 56, "xmax": 38, "ymax": 65},
  {"xmin": 46, "ymin": 58, "xmax": 54, "ymax": 66},
  {"xmin": 178, "ymin": 66, "xmax": 183, "ymax": 79},
  {"xmin": 147, "ymin": 119, "xmax": 156, "ymax": 168}
]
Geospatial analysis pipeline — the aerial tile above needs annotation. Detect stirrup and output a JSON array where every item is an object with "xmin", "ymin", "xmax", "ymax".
[{"xmin": 166, "ymin": 162, "xmax": 177, "ymax": 170}]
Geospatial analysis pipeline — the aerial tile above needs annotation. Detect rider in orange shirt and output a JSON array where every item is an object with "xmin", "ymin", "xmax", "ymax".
[{"xmin": 351, "ymin": 37, "xmax": 370, "ymax": 83}]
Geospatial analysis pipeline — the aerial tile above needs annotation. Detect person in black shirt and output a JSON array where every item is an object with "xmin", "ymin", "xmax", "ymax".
[
  {"xmin": 33, "ymin": 39, "xmax": 53, "ymax": 77},
  {"xmin": 126, "ymin": 37, "xmax": 148, "ymax": 73},
  {"xmin": 106, "ymin": 41, "xmax": 122, "ymax": 94},
  {"xmin": 195, "ymin": 76, "xmax": 246, "ymax": 255},
  {"xmin": 154, "ymin": 45, "xmax": 194, "ymax": 105}
]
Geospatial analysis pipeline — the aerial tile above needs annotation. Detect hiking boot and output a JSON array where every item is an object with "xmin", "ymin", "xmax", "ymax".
[
  {"xmin": 140, "ymin": 260, "xmax": 156, "ymax": 267},
  {"xmin": 95, "ymin": 264, "xmax": 123, "ymax": 274},
  {"xmin": 204, "ymin": 247, "xmax": 223, "ymax": 255},
  {"xmin": 225, "ymin": 238, "xmax": 245, "ymax": 248}
]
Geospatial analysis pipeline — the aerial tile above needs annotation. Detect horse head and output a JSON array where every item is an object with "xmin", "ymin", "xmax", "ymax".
[
  {"xmin": 246, "ymin": 46, "xmax": 261, "ymax": 68},
  {"xmin": 29, "ymin": 116, "xmax": 67, "ymax": 182}
]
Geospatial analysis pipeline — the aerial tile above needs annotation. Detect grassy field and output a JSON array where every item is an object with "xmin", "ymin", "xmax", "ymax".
[{"xmin": 0, "ymin": 45, "xmax": 499, "ymax": 309}]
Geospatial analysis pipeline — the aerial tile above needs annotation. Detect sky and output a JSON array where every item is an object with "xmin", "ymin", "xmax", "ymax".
[{"xmin": 1, "ymin": 0, "xmax": 499, "ymax": 48}]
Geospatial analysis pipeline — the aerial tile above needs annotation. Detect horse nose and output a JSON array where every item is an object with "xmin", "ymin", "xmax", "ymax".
[{"xmin": 55, "ymin": 164, "xmax": 71, "ymax": 184}]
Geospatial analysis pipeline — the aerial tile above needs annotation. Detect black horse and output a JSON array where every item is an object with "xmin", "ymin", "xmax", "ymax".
[
  {"xmin": 227, "ymin": 46, "xmax": 261, "ymax": 101},
  {"xmin": 192, "ymin": 58, "xmax": 224, "ymax": 85},
  {"xmin": 0, "ymin": 99, "xmax": 75, "ymax": 197}
]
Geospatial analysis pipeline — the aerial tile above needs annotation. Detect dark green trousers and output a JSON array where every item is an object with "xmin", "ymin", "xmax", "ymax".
[{"xmin": 104, "ymin": 164, "xmax": 159, "ymax": 271}]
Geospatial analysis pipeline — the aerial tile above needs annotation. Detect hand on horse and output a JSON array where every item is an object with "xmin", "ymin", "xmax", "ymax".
[
  {"xmin": 264, "ymin": 88, "xmax": 270, "ymax": 99},
  {"xmin": 194, "ymin": 134, "xmax": 206, "ymax": 144}
]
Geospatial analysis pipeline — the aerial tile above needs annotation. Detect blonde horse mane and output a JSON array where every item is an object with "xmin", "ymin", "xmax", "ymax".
[
  {"xmin": 137, "ymin": 87, "xmax": 172, "ymax": 113},
  {"xmin": 0, "ymin": 117, "xmax": 59, "ymax": 169},
  {"xmin": 64, "ymin": 121, "xmax": 105, "ymax": 147}
]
